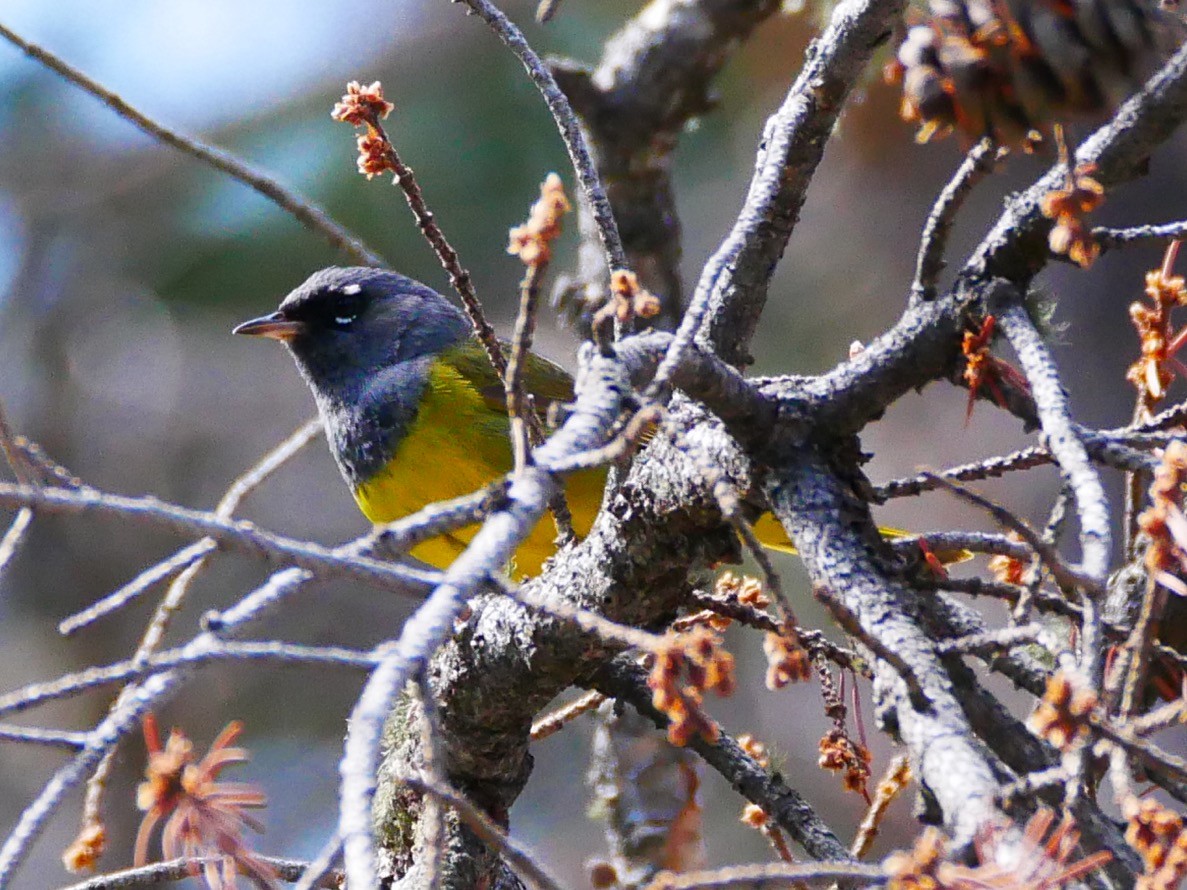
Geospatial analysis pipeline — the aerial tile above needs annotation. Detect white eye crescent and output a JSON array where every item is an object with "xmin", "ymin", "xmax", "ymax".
[
  {"xmin": 341, "ymin": 284, "xmax": 362, "ymax": 295},
  {"xmin": 335, "ymin": 315, "xmax": 357, "ymax": 326}
]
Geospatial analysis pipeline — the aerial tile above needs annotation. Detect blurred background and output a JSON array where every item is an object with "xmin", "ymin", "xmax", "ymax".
[{"xmin": 0, "ymin": 0, "xmax": 1185, "ymax": 886}]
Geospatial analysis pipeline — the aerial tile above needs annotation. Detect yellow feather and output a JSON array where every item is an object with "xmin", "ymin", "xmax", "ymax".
[
  {"xmin": 354, "ymin": 358, "xmax": 603, "ymax": 578},
  {"xmin": 355, "ymin": 355, "xmax": 968, "ymax": 578}
]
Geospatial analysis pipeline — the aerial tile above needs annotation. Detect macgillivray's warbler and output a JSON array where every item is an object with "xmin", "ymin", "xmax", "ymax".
[{"xmin": 234, "ymin": 267, "xmax": 964, "ymax": 578}]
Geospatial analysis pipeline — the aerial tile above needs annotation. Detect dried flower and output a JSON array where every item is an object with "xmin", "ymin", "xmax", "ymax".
[
  {"xmin": 62, "ymin": 820, "xmax": 106, "ymax": 874},
  {"xmin": 134, "ymin": 714, "xmax": 275, "ymax": 890},
  {"xmin": 884, "ymin": 827, "xmax": 946, "ymax": 889},
  {"xmin": 818, "ymin": 728, "xmax": 872, "ymax": 800},
  {"xmin": 355, "ymin": 132, "xmax": 393, "ymax": 180},
  {"xmin": 589, "ymin": 860, "xmax": 619, "ymax": 888},
  {"xmin": 1124, "ymin": 797, "xmax": 1187, "ymax": 890},
  {"xmin": 736, "ymin": 733, "xmax": 770, "ymax": 768},
  {"xmin": 961, "ymin": 315, "xmax": 1031, "ymax": 421},
  {"xmin": 647, "ymin": 628, "xmax": 736, "ymax": 746},
  {"xmin": 763, "ymin": 628, "xmax": 812, "ymax": 689},
  {"xmin": 595, "ymin": 269, "xmax": 661, "ymax": 331},
  {"xmin": 1138, "ymin": 440, "xmax": 1187, "ymax": 599},
  {"xmin": 1041, "ymin": 164, "xmax": 1105, "ymax": 267},
  {"xmin": 1129, "ymin": 243, "xmax": 1187, "ymax": 407},
  {"xmin": 330, "ymin": 80, "xmax": 394, "ymax": 126},
  {"xmin": 507, "ymin": 173, "xmax": 572, "ymax": 267},
  {"xmin": 1029, "ymin": 670, "xmax": 1097, "ymax": 751},
  {"xmin": 885, "ymin": 810, "xmax": 1111, "ymax": 889},
  {"xmin": 988, "ymin": 533, "xmax": 1028, "ymax": 585}
]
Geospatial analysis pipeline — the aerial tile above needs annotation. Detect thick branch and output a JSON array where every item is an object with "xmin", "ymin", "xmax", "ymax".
[
  {"xmin": 550, "ymin": 0, "xmax": 783, "ymax": 326},
  {"xmin": 762, "ymin": 444, "xmax": 1009, "ymax": 847},
  {"xmin": 590, "ymin": 657, "xmax": 851, "ymax": 863}
]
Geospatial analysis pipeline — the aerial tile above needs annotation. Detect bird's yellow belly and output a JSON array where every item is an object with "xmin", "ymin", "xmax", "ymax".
[{"xmin": 351, "ymin": 362, "xmax": 604, "ymax": 578}]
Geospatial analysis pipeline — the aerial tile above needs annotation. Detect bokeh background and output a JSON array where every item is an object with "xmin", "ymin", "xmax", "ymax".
[{"xmin": 0, "ymin": 0, "xmax": 1185, "ymax": 886}]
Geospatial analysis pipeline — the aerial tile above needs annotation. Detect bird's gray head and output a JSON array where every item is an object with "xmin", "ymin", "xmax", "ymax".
[{"xmin": 234, "ymin": 267, "xmax": 470, "ymax": 399}]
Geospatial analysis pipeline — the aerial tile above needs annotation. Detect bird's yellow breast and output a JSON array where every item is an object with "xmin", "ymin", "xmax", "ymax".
[{"xmin": 353, "ymin": 358, "xmax": 603, "ymax": 578}]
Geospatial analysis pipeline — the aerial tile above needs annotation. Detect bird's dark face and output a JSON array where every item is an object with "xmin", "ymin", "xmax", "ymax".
[{"xmin": 234, "ymin": 267, "xmax": 469, "ymax": 399}]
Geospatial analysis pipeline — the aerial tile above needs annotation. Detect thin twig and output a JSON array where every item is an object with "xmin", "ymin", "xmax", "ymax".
[
  {"xmin": 1118, "ymin": 574, "xmax": 1169, "ymax": 719},
  {"xmin": 0, "ymin": 508, "xmax": 32, "ymax": 581},
  {"xmin": 0, "ymin": 399, "xmax": 38, "ymax": 585},
  {"xmin": 530, "ymin": 690, "xmax": 605, "ymax": 741},
  {"xmin": 921, "ymin": 472, "xmax": 1094, "ymax": 594},
  {"xmin": 1095, "ymin": 220, "xmax": 1187, "ymax": 251},
  {"xmin": 641, "ymin": 862, "xmax": 885, "ymax": 889},
  {"xmin": 58, "ymin": 541, "xmax": 210, "ymax": 635},
  {"xmin": 0, "ymin": 23, "xmax": 383, "ymax": 267},
  {"xmin": 813, "ymin": 586, "xmax": 929, "ymax": 710},
  {"xmin": 935, "ymin": 624, "xmax": 1045, "ymax": 656},
  {"xmin": 991, "ymin": 293, "xmax": 1111, "ymax": 688},
  {"xmin": 0, "ymin": 725, "xmax": 89, "ymax": 750},
  {"xmin": 357, "ymin": 110, "xmax": 507, "ymax": 377},
  {"xmin": 0, "ymin": 482, "xmax": 438, "ymax": 596},
  {"xmin": 913, "ymin": 138, "xmax": 1003, "ymax": 300},
  {"xmin": 508, "ymin": 263, "xmax": 548, "ymax": 471},
  {"xmin": 290, "ymin": 833, "xmax": 343, "ymax": 890},
  {"xmin": 58, "ymin": 854, "xmax": 341, "ymax": 890},
  {"xmin": 452, "ymin": 0, "xmax": 627, "ymax": 273},
  {"xmin": 504, "ymin": 238, "xmax": 575, "ymax": 543},
  {"xmin": 401, "ymin": 773, "xmax": 567, "ymax": 890},
  {"xmin": 0, "ymin": 640, "xmax": 378, "ymax": 719},
  {"xmin": 410, "ymin": 675, "xmax": 446, "ymax": 888},
  {"xmin": 0, "ymin": 400, "xmax": 35, "ymax": 485},
  {"xmin": 1092, "ymin": 713, "xmax": 1187, "ymax": 785},
  {"xmin": 499, "ymin": 576, "xmax": 662, "ymax": 652},
  {"xmin": 851, "ymin": 755, "xmax": 911, "ymax": 859}
]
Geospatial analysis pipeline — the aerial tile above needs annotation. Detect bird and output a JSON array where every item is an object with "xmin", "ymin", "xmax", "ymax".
[
  {"xmin": 233, "ymin": 266, "xmax": 607, "ymax": 578},
  {"xmin": 234, "ymin": 266, "xmax": 965, "ymax": 578}
]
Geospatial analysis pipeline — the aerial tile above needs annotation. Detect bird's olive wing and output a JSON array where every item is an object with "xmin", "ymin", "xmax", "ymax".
[{"xmin": 439, "ymin": 340, "xmax": 575, "ymax": 417}]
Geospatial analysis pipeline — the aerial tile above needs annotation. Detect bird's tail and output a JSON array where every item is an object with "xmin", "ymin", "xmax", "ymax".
[{"xmin": 751, "ymin": 513, "xmax": 972, "ymax": 565}]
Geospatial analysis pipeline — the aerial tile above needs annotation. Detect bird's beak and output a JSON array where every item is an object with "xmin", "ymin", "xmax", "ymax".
[{"xmin": 233, "ymin": 311, "xmax": 305, "ymax": 342}]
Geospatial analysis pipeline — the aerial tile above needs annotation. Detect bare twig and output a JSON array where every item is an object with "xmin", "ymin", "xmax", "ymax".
[
  {"xmin": 290, "ymin": 834, "xmax": 343, "ymax": 890},
  {"xmin": 508, "ymin": 262, "xmax": 548, "ymax": 472},
  {"xmin": 0, "ymin": 24, "xmax": 382, "ymax": 267},
  {"xmin": 58, "ymin": 854, "xmax": 341, "ymax": 890},
  {"xmin": 0, "ymin": 508, "xmax": 32, "ymax": 581},
  {"xmin": 0, "ymin": 640, "xmax": 378, "ymax": 719},
  {"xmin": 921, "ymin": 473, "xmax": 1094, "ymax": 594},
  {"xmin": 1095, "ymin": 220, "xmax": 1187, "ymax": 252},
  {"xmin": 0, "ymin": 725, "xmax": 89, "ymax": 750},
  {"xmin": 991, "ymin": 292, "xmax": 1111, "ymax": 686},
  {"xmin": 0, "ymin": 400, "xmax": 38, "ymax": 584},
  {"xmin": 530, "ymin": 690, "xmax": 605, "ymax": 741},
  {"xmin": 851, "ymin": 755, "xmax": 912, "ymax": 859},
  {"xmin": 913, "ymin": 138, "xmax": 1003, "ymax": 300},
  {"xmin": 642, "ymin": 862, "xmax": 885, "ymax": 889},
  {"xmin": 344, "ymin": 102, "xmax": 507, "ymax": 377},
  {"xmin": 0, "ymin": 482, "xmax": 438, "ymax": 596},
  {"xmin": 935, "ymin": 624, "xmax": 1045, "ymax": 657},
  {"xmin": 401, "ymin": 774, "xmax": 566, "ymax": 890},
  {"xmin": 451, "ymin": 0, "xmax": 627, "ymax": 274},
  {"xmin": 651, "ymin": 0, "xmax": 904, "ymax": 388},
  {"xmin": 59, "ymin": 541, "xmax": 210, "ymax": 635},
  {"xmin": 410, "ymin": 675, "xmax": 446, "ymax": 888}
]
